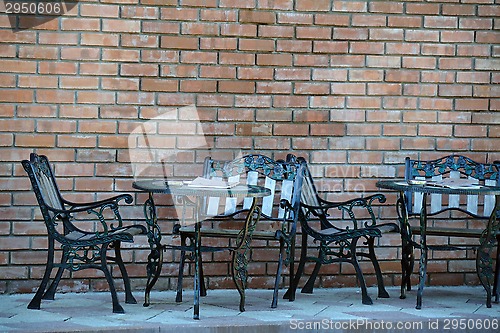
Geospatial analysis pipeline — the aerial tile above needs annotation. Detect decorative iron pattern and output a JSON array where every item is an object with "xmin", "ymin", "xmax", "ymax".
[
  {"xmin": 409, "ymin": 155, "xmax": 499, "ymax": 181},
  {"xmin": 142, "ymin": 193, "xmax": 163, "ymax": 307},
  {"xmin": 209, "ymin": 154, "xmax": 298, "ymax": 181},
  {"xmin": 65, "ymin": 244, "xmax": 101, "ymax": 271},
  {"xmin": 477, "ymin": 196, "xmax": 500, "ymax": 308},
  {"xmin": 231, "ymin": 202, "xmax": 261, "ymax": 312}
]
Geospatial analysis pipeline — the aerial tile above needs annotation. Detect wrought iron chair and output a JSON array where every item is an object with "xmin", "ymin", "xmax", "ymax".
[
  {"xmin": 22, "ymin": 153, "xmax": 147, "ymax": 313},
  {"xmin": 284, "ymin": 157, "xmax": 399, "ymax": 305},
  {"xmin": 175, "ymin": 154, "xmax": 306, "ymax": 310},
  {"xmin": 401, "ymin": 154, "xmax": 500, "ymax": 306}
]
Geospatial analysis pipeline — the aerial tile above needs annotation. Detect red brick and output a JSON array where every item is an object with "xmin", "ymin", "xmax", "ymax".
[
  {"xmin": 402, "ymin": 57, "xmax": 436, "ymax": 69},
  {"xmin": 388, "ymin": 16, "xmax": 421, "ymax": 28},
  {"xmin": 460, "ymin": 18, "xmax": 493, "ymax": 30},
  {"xmin": 200, "ymin": 9, "xmax": 237, "ymax": 21},
  {"xmin": 36, "ymin": 90, "xmax": 74, "ymax": 104},
  {"xmin": 239, "ymin": 39, "xmax": 275, "ymax": 51},
  {"xmin": 273, "ymin": 124, "xmax": 309, "ymax": 136},
  {"xmin": 277, "ymin": 12, "xmax": 313, "ymax": 25},
  {"xmin": 160, "ymin": 36, "xmax": 198, "ymax": 50},
  {"xmin": 294, "ymin": 82, "xmax": 330, "ymax": 95},
  {"xmin": 80, "ymin": 4, "xmax": 119, "ymax": 17},
  {"xmin": 221, "ymin": 24, "xmax": 257, "ymax": 37},
  {"xmin": 142, "ymin": 21, "xmax": 180, "ymax": 34},
  {"xmin": 218, "ymin": 81, "xmax": 255, "ymax": 93},
  {"xmin": 219, "ymin": 52, "xmax": 255, "ymax": 65},
  {"xmin": 180, "ymin": 80, "xmax": 217, "ymax": 93},
  {"xmin": 294, "ymin": 54, "xmax": 329, "ymax": 67},
  {"xmin": 200, "ymin": 38, "xmax": 238, "ymax": 50},
  {"xmin": 439, "ymin": 58, "xmax": 473, "ymax": 70},
  {"xmin": 312, "ymin": 69, "xmax": 347, "ymax": 81},
  {"xmin": 16, "ymin": 134, "xmax": 55, "ymax": 147},
  {"xmin": 18, "ymin": 75, "xmax": 57, "ymax": 89},
  {"xmin": 405, "ymin": 30, "xmax": 439, "ymax": 42},
  {"xmin": 121, "ymin": 35, "xmax": 159, "ymax": 48},
  {"xmin": 61, "ymin": 18, "xmax": 100, "ymax": 31},
  {"xmin": 406, "ymin": 3, "xmax": 439, "ymax": 15},
  {"xmin": 256, "ymin": 54, "xmax": 292, "ymax": 66},
  {"xmin": 237, "ymin": 67, "xmax": 273, "ymax": 80},
  {"xmin": 346, "ymin": 96, "xmax": 381, "ymax": 109},
  {"xmin": 333, "ymin": 1, "xmax": 367, "ymax": 12},
  {"xmin": 239, "ymin": 10, "xmax": 275, "ymax": 24},
  {"xmin": 79, "ymin": 63, "xmax": 118, "ymax": 76},
  {"xmin": 455, "ymin": 99, "xmax": 489, "ymax": 111},
  {"xmin": 60, "ymin": 77, "xmax": 99, "ymax": 89},
  {"xmin": 277, "ymin": 40, "xmax": 312, "ymax": 53},
  {"xmin": 256, "ymin": 82, "xmax": 292, "ymax": 94},
  {"xmin": 77, "ymin": 91, "xmax": 115, "ymax": 104},
  {"xmin": 19, "ymin": 46, "xmax": 58, "ymax": 60},
  {"xmin": 273, "ymin": 95, "xmax": 308, "ymax": 108},
  {"xmin": 331, "ymin": 83, "xmax": 365, "ymax": 95},
  {"xmin": 350, "ymin": 41, "xmax": 385, "ymax": 54},
  {"xmin": 368, "ymin": 55, "xmax": 401, "ymax": 68}
]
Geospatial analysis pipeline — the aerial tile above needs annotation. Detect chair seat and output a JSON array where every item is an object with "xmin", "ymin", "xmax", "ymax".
[
  {"xmin": 409, "ymin": 226, "xmax": 488, "ymax": 238},
  {"xmin": 66, "ymin": 225, "xmax": 146, "ymax": 241},
  {"xmin": 178, "ymin": 226, "xmax": 278, "ymax": 241}
]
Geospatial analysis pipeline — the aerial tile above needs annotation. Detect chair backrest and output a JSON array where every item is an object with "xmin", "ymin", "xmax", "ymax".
[
  {"xmin": 202, "ymin": 154, "xmax": 305, "ymax": 225},
  {"xmin": 405, "ymin": 155, "xmax": 500, "ymax": 218},
  {"xmin": 22, "ymin": 153, "xmax": 66, "ymax": 232}
]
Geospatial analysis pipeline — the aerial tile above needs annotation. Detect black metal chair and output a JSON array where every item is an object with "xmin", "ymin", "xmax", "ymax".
[
  {"xmin": 284, "ymin": 157, "xmax": 399, "ymax": 305},
  {"xmin": 401, "ymin": 155, "xmax": 500, "ymax": 307},
  {"xmin": 22, "ymin": 153, "xmax": 146, "ymax": 313},
  {"xmin": 175, "ymin": 154, "xmax": 306, "ymax": 310}
]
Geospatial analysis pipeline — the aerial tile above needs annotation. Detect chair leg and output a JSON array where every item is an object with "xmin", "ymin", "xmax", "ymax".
[
  {"xmin": 271, "ymin": 239, "xmax": 285, "ymax": 308},
  {"xmin": 100, "ymin": 244, "xmax": 124, "ymax": 314},
  {"xmin": 176, "ymin": 234, "xmax": 187, "ymax": 303},
  {"xmin": 301, "ymin": 257, "xmax": 322, "ymax": 294},
  {"xmin": 365, "ymin": 236, "xmax": 390, "ymax": 298},
  {"xmin": 28, "ymin": 238, "xmax": 56, "ymax": 310},
  {"xmin": 493, "ymin": 236, "xmax": 500, "ymax": 303},
  {"xmin": 42, "ymin": 251, "xmax": 68, "ymax": 300},
  {"xmin": 199, "ymin": 253, "xmax": 207, "ymax": 297},
  {"xmin": 113, "ymin": 241, "xmax": 137, "ymax": 304},
  {"xmin": 350, "ymin": 239, "xmax": 373, "ymax": 305},
  {"xmin": 284, "ymin": 231, "xmax": 308, "ymax": 301}
]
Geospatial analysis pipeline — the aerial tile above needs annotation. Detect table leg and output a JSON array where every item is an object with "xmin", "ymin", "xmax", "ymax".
[
  {"xmin": 416, "ymin": 193, "xmax": 428, "ymax": 310},
  {"xmin": 193, "ymin": 219, "xmax": 201, "ymax": 320},
  {"xmin": 397, "ymin": 191, "xmax": 413, "ymax": 300},
  {"xmin": 476, "ymin": 195, "xmax": 500, "ymax": 308},
  {"xmin": 231, "ymin": 198, "xmax": 260, "ymax": 312},
  {"xmin": 143, "ymin": 192, "xmax": 163, "ymax": 307}
]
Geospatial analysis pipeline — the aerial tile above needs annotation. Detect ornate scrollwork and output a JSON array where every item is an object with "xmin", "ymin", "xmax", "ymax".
[
  {"xmin": 65, "ymin": 244, "xmax": 101, "ymax": 271},
  {"xmin": 410, "ymin": 155, "xmax": 498, "ymax": 181},
  {"xmin": 231, "ymin": 203, "xmax": 261, "ymax": 312}
]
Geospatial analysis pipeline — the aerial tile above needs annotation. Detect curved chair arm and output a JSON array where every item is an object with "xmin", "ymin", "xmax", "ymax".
[
  {"xmin": 47, "ymin": 194, "xmax": 133, "ymax": 235},
  {"xmin": 302, "ymin": 194, "xmax": 386, "ymax": 230},
  {"xmin": 61, "ymin": 194, "xmax": 133, "ymax": 211}
]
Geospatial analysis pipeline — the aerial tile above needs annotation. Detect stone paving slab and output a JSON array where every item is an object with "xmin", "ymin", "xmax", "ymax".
[{"xmin": 0, "ymin": 286, "xmax": 498, "ymax": 333}]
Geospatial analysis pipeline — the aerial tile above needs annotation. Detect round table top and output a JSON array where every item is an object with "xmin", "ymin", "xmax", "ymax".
[
  {"xmin": 132, "ymin": 179, "xmax": 271, "ymax": 198},
  {"xmin": 376, "ymin": 179, "xmax": 500, "ymax": 196}
]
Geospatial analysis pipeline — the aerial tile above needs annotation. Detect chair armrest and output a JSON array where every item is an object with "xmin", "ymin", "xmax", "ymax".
[
  {"xmin": 302, "ymin": 193, "xmax": 386, "ymax": 230},
  {"xmin": 48, "ymin": 194, "xmax": 133, "ymax": 235},
  {"xmin": 61, "ymin": 194, "xmax": 133, "ymax": 212}
]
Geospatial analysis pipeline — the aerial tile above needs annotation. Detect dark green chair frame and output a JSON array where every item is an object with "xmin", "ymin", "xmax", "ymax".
[
  {"xmin": 175, "ymin": 154, "xmax": 306, "ymax": 310},
  {"xmin": 284, "ymin": 157, "xmax": 399, "ymax": 305},
  {"xmin": 22, "ymin": 153, "xmax": 146, "ymax": 313},
  {"xmin": 402, "ymin": 154, "xmax": 500, "ymax": 307}
]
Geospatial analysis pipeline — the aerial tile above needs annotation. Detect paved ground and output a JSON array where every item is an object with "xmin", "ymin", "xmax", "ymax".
[{"xmin": 0, "ymin": 286, "xmax": 499, "ymax": 333}]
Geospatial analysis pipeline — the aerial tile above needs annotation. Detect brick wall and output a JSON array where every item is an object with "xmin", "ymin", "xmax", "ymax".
[{"xmin": 0, "ymin": 0, "xmax": 499, "ymax": 295}]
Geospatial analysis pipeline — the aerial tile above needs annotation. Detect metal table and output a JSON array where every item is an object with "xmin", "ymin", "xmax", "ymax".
[
  {"xmin": 376, "ymin": 180, "xmax": 500, "ymax": 309},
  {"xmin": 132, "ymin": 179, "xmax": 271, "ymax": 319}
]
